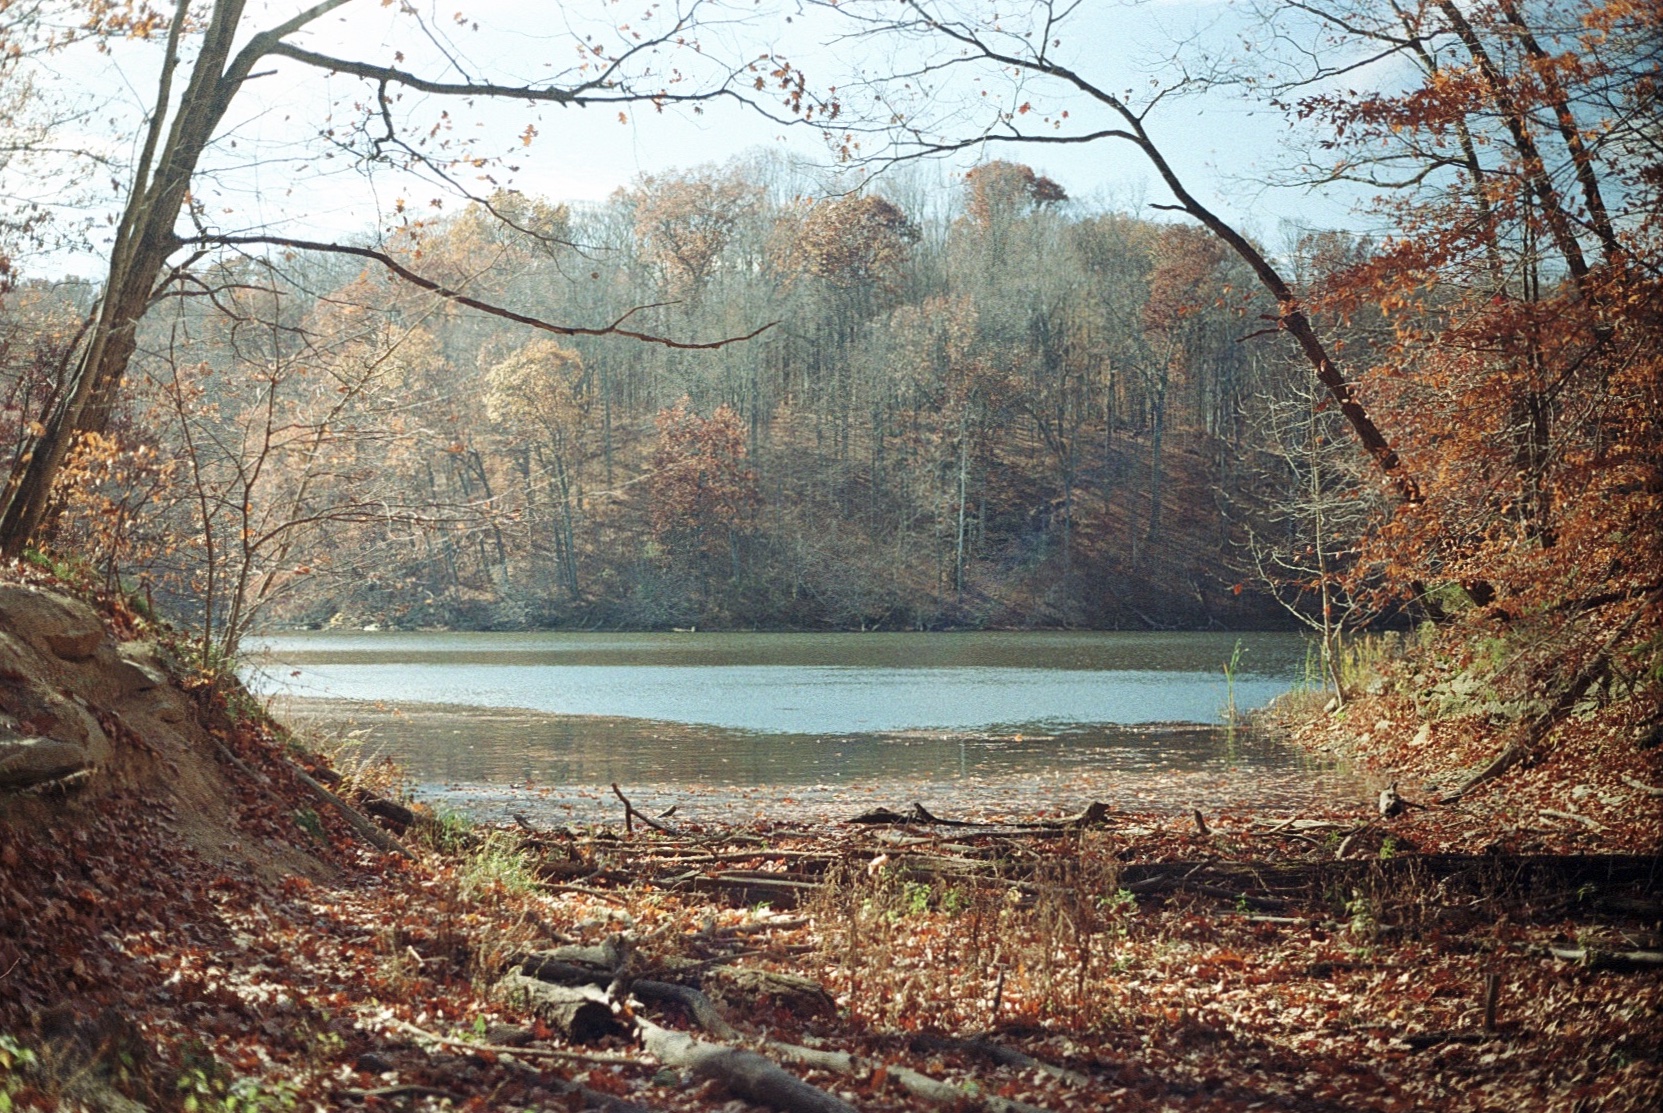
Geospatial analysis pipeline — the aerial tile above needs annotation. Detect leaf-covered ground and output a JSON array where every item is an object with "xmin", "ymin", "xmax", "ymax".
[
  {"xmin": 2, "ymin": 569, "xmax": 1659, "ymax": 1112},
  {"xmin": 3, "ymin": 689, "xmax": 1659, "ymax": 1112}
]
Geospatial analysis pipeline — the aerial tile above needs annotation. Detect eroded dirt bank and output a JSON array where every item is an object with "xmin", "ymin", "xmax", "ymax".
[{"xmin": 2, "ymin": 571, "xmax": 1660, "ymax": 1112}]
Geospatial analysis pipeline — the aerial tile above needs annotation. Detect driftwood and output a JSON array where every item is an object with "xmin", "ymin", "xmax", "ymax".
[
  {"xmin": 637, "ymin": 1020, "xmax": 857, "ymax": 1113},
  {"xmin": 848, "ymin": 800, "xmax": 1112, "ymax": 830},
  {"xmin": 612, "ymin": 783, "xmax": 679, "ymax": 835}
]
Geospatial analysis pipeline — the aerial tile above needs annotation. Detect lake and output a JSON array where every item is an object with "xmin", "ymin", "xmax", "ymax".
[{"xmin": 249, "ymin": 630, "xmax": 1357, "ymax": 825}]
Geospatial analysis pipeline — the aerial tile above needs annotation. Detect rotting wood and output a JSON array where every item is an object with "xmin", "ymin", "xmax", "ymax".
[{"xmin": 496, "ymin": 973, "xmax": 622, "ymax": 1042}]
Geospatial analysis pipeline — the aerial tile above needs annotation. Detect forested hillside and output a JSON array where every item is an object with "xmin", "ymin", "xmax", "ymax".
[{"xmin": 4, "ymin": 161, "xmax": 1348, "ymax": 642}]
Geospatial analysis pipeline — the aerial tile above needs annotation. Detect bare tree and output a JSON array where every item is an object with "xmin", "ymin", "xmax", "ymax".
[
  {"xmin": 0, "ymin": 0, "xmax": 774, "ymax": 559},
  {"xmin": 805, "ymin": 0, "xmax": 1419, "ymax": 501}
]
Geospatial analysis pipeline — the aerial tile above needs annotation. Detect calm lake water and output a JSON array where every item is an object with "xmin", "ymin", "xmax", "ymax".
[{"xmin": 249, "ymin": 630, "xmax": 1351, "ymax": 824}]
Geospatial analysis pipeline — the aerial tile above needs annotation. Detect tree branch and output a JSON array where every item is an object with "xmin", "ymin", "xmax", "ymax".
[{"xmin": 191, "ymin": 234, "xmax": 776, "ymax": 350}]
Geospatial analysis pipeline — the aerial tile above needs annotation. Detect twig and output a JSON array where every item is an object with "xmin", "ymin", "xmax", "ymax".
[
  {"xmin": 335, "ymin": 1085, "xmax": 462, "ymax": 1101},
  {"xmin": 1335, "ymin": 824, "xmax": 1372, "ymax": 860},
  {"xmin": 1540, "ymin": 808, "xmax": 1605, "ymax": 831},
  {"xmin": 542, "ymin": 884, "xmax": 634, "ymax": 906},
  {"xmin": 613, "ymin": 783, "xmax": 679, "ymax": 835}
]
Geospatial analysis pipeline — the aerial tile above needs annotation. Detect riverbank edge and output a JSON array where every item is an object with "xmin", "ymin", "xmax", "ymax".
[
  {"xmin": 4, "ymin": 568, "xmax": 1661, "ymax": 1111},
  {"xmin": 1251, "ymin": 656, "xmax": 1663, "ymax": 856}
]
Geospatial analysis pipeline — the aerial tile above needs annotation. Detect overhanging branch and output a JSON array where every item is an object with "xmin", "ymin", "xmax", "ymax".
[{"xmin": 191, "ymin": 234, "xmax": 777, "ymax": 350}]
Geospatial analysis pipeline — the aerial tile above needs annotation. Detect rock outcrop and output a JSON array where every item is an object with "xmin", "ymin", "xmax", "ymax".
[{"xmin": 0, "ymin": 582, "xmax": 191, "ymax": 792}]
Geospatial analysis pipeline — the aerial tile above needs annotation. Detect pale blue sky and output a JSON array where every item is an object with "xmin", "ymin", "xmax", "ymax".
[{"xmin": 11, "ymin": 0, "xmax": 1381, "ymax": 277}]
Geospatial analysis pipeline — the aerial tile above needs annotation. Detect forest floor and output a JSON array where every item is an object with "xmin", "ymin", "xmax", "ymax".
[{"xmin": 2, "ymin": 573, "xmax": 1661, "ymax": 1112}]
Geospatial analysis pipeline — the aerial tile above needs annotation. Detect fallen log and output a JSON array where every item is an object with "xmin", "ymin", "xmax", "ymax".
[
  {"xmin": 386, "ymin": 1017, "xmax": 642, "ymax": 1066},
  {"xmin": 285, "ymin": 760, "xmax": 415, "ymax": 860},
  {"xmin": 636, "ymin": 1020, "xmax": 857, "ymax": 1113},
  {"xmin": 633, "ymin": 980, "xmax": 738, "ymax": 1041},
  {"xmin": 885, "ymin": 1063, "xmax": 1054, "ymax": 1113},
  {"xmin": 709, "ymin": 966, "xmax": 837, "ymax": 1018},
  {"xmin": 360, "ymin": 794, "xmax": 416, "ymax": 831},
  {"xmin": 496, "ymin": 974, "xmax": 621, "ymax": 1042},
  {"xmin": 910, "ymin": 1033, "xmax": 1089, "ymax": 1087},
  {"xmin": 1548, "ymin": 946, "xmax": 1663, "ymax": 971},
  {"xmin": 1445, "ymin": 594, "xmax": 1658, "ymax": 800}
]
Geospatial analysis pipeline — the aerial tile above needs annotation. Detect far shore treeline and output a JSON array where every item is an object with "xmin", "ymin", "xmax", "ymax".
[{"xmin": 5, "ymin": 162, "xmax": 1345, "ymax": 644}]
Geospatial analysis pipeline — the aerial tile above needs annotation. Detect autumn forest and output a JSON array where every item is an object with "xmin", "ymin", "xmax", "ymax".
[{"xmin": 1, "ymin": 0, "xmax": 1661, "ymax": 1110}]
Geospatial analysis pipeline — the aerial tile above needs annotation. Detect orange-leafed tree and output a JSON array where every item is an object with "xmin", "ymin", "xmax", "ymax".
[
  {"xmin": 648, "ymin": 398, "xmax": 759, "ymax": 578},
  {"xmin": 790, "ymin": 194, "xmax": 920, "ymax": 289},
  {"xmin": 1274, "ymin": 0, "xmax": 1663, "ymax": 786},
  {"xmin": 963, "ymin": 161, "xmax": 1067, "ymax": 228},
  {"xmin": 629, "ymin": 168, "xmax": 764, "ymax": 303}
]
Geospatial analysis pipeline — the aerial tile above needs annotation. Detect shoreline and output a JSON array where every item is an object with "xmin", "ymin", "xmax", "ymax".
[{"xmin": 270, "ymin": 692, "xmax": 1370, "ymax": 827}]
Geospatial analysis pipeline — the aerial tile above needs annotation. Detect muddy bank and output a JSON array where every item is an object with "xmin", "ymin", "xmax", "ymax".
[{"xmin": 271, "ymin": 694, "xmax": 1369, "ymax": 827}]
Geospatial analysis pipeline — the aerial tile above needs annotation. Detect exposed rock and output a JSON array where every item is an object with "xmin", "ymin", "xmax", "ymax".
[
  {"xmin": 0, "ymin": 585, "xmax": 106, "ymax": 661},
  {"xmin": 0, "ymin": 734, "xmax": 89, "ymax": 789},
  {"xmin": 111, "ymin": 657, "xmax": 165, "ymax": 696}
]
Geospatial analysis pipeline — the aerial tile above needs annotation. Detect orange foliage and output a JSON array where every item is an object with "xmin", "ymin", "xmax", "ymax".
[{"xmin": 648, "ymin": 397, "xmax": 758, "ymax": 558}]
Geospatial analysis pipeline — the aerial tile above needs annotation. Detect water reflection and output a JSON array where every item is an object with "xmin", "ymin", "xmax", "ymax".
[
  {"xmin": 252, "ymin": 630, "xmax": 1344, "ymax": 822},
  {"xmin": 268, "ymin": 700, "xmax": 1295, "ymax": 788},
  {"xmin": 249, "ymin": 630, "xmax": 1308, "ymax": 734}
]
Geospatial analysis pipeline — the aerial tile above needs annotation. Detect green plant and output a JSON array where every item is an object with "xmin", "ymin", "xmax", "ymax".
[
  {"xmin": 176, "ymin": 1050, "xmax": 298, "ymax": 1113},
  {"xmin": 458, "ymin": 831, "xmax": 536, "ymax": 902},
  {"xmin": 294, "ymin": 808, "xmax": 324, "ymax": 841},
  {"xmin": 901, "ymin": 880, "xmax": 932, "ymax": 917},
  {"xmin": 0, "ymin": 1035, "xmax": 40, "ymax": 1113},
  {"xmin": 1221, "ymin": 638, "xmax": 1245, "ymax": 723},
  {"xmin": 1345, "ymin": 890, "xmax": 1379, "ymax": 940},
  {"xmin": 1378, "ymin": 836, "xmax": 1399, "ymax": 861},
  {"xmin": 423, "ymin": 809, "xmax": 474, "ymax": 854}
]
